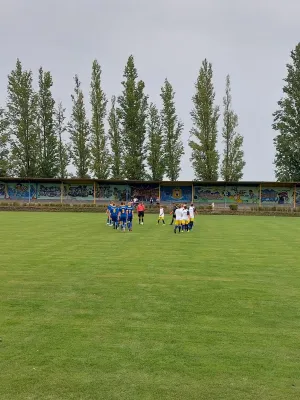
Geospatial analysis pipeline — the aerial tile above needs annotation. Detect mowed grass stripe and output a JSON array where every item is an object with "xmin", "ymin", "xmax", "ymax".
[{"xmin": 1, "ymin": 212, "xmax": 300, "ymax": 399}]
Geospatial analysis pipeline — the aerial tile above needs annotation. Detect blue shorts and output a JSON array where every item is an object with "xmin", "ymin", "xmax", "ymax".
[
  {"xmin": 111, "ymin": 216, "xmax": 118, "ymax": 222},
  {"xmin": 120, "ymin": 217, "xmax": 127, "ymax": 223}
]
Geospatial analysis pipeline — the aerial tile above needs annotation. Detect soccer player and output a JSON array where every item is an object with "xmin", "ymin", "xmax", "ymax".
[
  {"xmin": 118, "ymin": 202, "xmax": 127, "ymax": 231},
  {"xmin": 110, "ymin": 203, "xmax": 119, "ymax": 229},
  {"xmin": 126, "ymin": 202, "xmax": 134, "ymax": 231},
  {"xmin": 137, "ymin": 202, "xmax": 145, "ymax": 225},
  {"xmin": 169, "ymin": 204, "xmax": 178, "ymax": 225},
  {"xmin": 189, "ymin": 203, "xmax": 196, "ymax": 230},
  {"xmin": 182, "ymin": 205, "xmax": 190, "ymax": 232},
  {"xmin": 106, "ymin": 201, "xmax": 113, "ymax": 225},
  {"xmin": 174, "ymin": 205, "xmax": 183, "ymax": 234},
  {"xmin": 157, "ymin": 205, "xmax": 165, "ymax": 225}
]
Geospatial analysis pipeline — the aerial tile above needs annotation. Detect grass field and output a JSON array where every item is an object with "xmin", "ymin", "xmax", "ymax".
[{"xmin": 1, "ymin": 212, "xmax": 300, "ymax": 399}]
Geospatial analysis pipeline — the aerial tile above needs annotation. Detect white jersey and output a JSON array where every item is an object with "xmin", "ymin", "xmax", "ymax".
[
  {"xmin": 175, "ymin": 208, "xmax": 183, "ymax": 221},
  {"xmin": 159, "ymin": 207, "xmax": 164, "ymax": 217},
  {"xmin": 182, "ymin": 208, "xmax": 189, "ymax": 221},
  {"xmin": 189, "ymin": 206, "xmax": 195, "ymax": 218}
]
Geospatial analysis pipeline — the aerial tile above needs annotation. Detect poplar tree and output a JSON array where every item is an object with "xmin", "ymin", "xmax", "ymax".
[
  {"xmin": 37, "ymin": 67, "xmax": 59, "ymax": 178},
  {"xmin": 6, "ymin": 59, "xmax": 39, "ymax": 177},
  {"xmin": 0, "ymin": 108, "xmax": 9, "ymax": 176},
  {"xmin": 68, "ymin": 75, "xmax": 90, "ymax": 178},
  {"xmin": 108, "ymin": 96, "xmax": 122, "ymax": 179},
  {"xmin": 55, "ymin": 102, "xmax": 70, "ymax": 179},
  {"xmin": 273, "ymin": 43, "xmax": 300, "ymax": 181},
  {"xmin": 146, "ymin": 103, "xmax": 165, "ymax": 180},
  {"xmin": 117, "ymin": 55, "xmax": 148, "ymax": 180},
  {"xmin": 221, "ymin": 75, "xmax": 245, "ymax": 181},
  {"xmin": 90, "ymin": 60, "xmax": 110, "ymax": 179},
  {"xmin": 160, "ymin": 79, "xmax": 183, "ymax": 181},
  {"xmin": 189, "ymin": 59, "xmax": 219, "ymax": 181}
]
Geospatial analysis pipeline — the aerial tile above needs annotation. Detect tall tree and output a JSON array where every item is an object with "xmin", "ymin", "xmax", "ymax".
[
  {"xmin": 108, "ymin": 96, "xmax": 122, "ymax": 179},
  {"xmin": 273, "ymin": 43, "xmax": 300, "ymax": 181},
  {"xmin": 189, "ymin": 59, "xmax": 219, "ymax": 181},
  {"xmin": 221, "ymin": 75, "xmax": 245, "ymax": 181},
  {"xmin": 37, "ymin": 67, "xmax": 59, "ymax": 178},
  {"xmin": 6, "ymin": 59, "xmax": 39, "ymax": 177},
  {"xmin": 90, "ymin": 60, "xmax": 110, "ymax": 179},
  {"xmin": 55, "ymin": 102, "xmax": 70, "ymax": 179},
  {"xmin": 0, "ymin": 108, "xmax": 9, "ymax": 176},
  {"xmin": 117, "ymin": 55, "xmax": 148, "ymax": 180},
  {"xmin": 68, "ymin": 75, "xmax": 90, "ymax": 178},
  {"xmin": 146, "ymin": 103, "xmax": 165, "ymax": 180},
  {"xmin": 160, "ymin": 79, "xmax": 183, "ymax": 181}
]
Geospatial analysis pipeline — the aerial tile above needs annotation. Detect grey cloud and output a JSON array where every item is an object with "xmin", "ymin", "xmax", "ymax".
[{"xmin": 1, "ymin": 0, "xmax": 299, "ymax": 180}]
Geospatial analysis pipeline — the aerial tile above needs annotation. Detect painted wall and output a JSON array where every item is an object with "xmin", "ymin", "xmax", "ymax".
[
  {"xmin": 0, "ymin": 181, "xmax": 298, "ymax": 205},
  {"xmin": 65, "ymin": 184, "xmax": 94, "ymax": 201},
  {"xmin": 0, "ymin": 182, "xmax": 5, "ymax": 199},
  {"xmin": 160, "ymin": 185, "xmax": 192, "ymax": 202},
  {"xmin": 194, "ymin": 185, "xmax": 260, "ymax": 204},
  {"xmin": 261, "ymin": 187, "xmax": 293, "ymax": 205},
  {"xmin": 38, "ymin": 183, "xmax": 62, "ymax": 199},
  {"xmin": 96, "ymin": 184, "xmax": 128, "ymax": 201},
  {"xmin": 6, "ymin": 182, "xmax": 37, "ymax": 200}
]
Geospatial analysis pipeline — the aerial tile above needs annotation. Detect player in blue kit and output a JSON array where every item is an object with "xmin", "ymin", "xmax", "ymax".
[
  {"xmin": 126, "ymin": 202, "xmax": 134, "ymax": 231},
  {"xmin": 118, "ymin": 202, "xmax": 127, "ymax": 232},
  {"xmin": 106, "ymin": 201, "xmax": 113, "ymax": 225},
  {"xmin": 110, "ymin": 203, "xmax": 119, "ymax": 229}
]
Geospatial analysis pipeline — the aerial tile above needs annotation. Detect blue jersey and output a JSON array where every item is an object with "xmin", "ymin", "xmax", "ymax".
[
  {"xmin": 107, "ymin": 204, "xmax": 113, "ymax": 214},
  {"xmin": 119, "ymin": 205, "xmax": 127, "ymax": 219},
  {"xmin": 127, "ymin": 206, "xmax": 134, "ymax": 219},
  {"xmin": 110, "ymin": 206, "xmax": 119, "ymax": 219}
]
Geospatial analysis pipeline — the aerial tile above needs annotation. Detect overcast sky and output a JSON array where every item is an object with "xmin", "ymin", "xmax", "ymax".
[{"xmin": 0, "ymin": 0, "xmax": 299, "ymax": 181}]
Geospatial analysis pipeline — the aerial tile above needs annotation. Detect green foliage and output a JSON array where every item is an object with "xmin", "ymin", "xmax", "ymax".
[
  {"xmin": 6, "ymin": 59, "xmax": 39, "ymax": 177},
  {"xmin": 90, "ymin": 60, "xmax": 110, "ymax": 179},
  {"xmin": 55, "ymin": 102, "xmax": 70, "ymax": 179},
  {"xmin": 146, "ymin": 103, "xmax": 165, "ymax": 180},
  {"xmin": 189, "ymin": 59, "xmax": 219, "ymax": 181},
  {"xmin": 0, "ymin": 108, "xmax": 9, "ymax": 176},
  {"xmin": 273, "ymin": 43, "xmax": 300, "ymax": 181},
  {"xmin": 108, "ymin": 96, "xmax": 123, "ymax": 179},
  {"xmin": 160, "ymin": 79, "xmax": 183, "ymax": 181},
  {"xmin": 221, "ymin": 75, "xmax": 245, "ymax": 181},
  {"xmin": 117, "ymin": 55, "xmax": 148, "ymax": 180},
  {"xmin": 68, "ymin": 75, "xmax": 90, "ymax": 178},
  {"xmin": 37, "ymin": 67, "xmax": 59, "ymax": 178}
]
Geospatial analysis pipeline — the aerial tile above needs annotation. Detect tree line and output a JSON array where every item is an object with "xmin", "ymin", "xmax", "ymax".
[{"xmin": 0, "ymin": 56, "xmax": 245, "ymax": 181}]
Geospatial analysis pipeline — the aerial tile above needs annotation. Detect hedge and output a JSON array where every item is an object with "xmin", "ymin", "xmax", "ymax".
[{"xmin": 1, "ymin": 202, "xmax": 300, "ymax": 217}]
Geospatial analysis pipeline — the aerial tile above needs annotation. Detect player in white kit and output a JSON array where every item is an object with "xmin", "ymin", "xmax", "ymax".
[
  {"xmin": 189, "ymin": 203, "xmax": 196, "ymax": 230},
  {"xmin": 174, "ymin": 205, "xmax": 183, "ymax": 234},
  {"xmin": 157, "ymin": 206, "xmax": 165, "ymax": 225},
  {"xmin": 181, "ymin": 205, "xmax": 190, "ymax": 232}
]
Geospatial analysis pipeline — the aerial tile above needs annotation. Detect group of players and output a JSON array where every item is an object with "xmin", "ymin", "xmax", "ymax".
[{"xmin": 106, "ymin": 201, "xmax": 196, "ymax": 233}]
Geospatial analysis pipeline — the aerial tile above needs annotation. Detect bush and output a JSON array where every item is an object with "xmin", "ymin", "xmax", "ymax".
[{"xmin": 229, "ymin": 204, "xmax": 238, "ymax": 211}]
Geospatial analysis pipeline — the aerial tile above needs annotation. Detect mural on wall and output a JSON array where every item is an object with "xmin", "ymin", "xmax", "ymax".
[
  {"xmin": 96, "ymin": 184, "xmax": 129, "ymax": 201},
  {"xmin": 38, "ymin": 183, "xmax": 63, "ymax": 199},
  {"xmin": 261, "ymin": 187, "xmax": 293, "ymax": 204},
  {"xmin": 160, "ymin": 186, "xmax": 192, "ymax": 202},
  {"xmin": 225, "ymin": 186, "xmax": 259, "ymax": 204},
  {"xmin": 194, "ymin": 186, "xmax": 259, "ymax": 204},
  {"xmin": 65, "ymin": 184, "xmax": 94, "ymax": 200},
  {"xmin": 194, "ymin": 186, "xmax": 225, "ymax": 203},
  {"xmin": 6, "ymin": 182, "xmax": 37, "ymax": 200},
  {"xmin": 296, "ymin": 188, "xmax": 300, "ymax": 205},
  {"xmin": 129, "ymin": 184, "xmax": 159, "ymax": 201},
  {"xmin": 0, "ymin": 182, "xmax": 6, "ymax": 199}
]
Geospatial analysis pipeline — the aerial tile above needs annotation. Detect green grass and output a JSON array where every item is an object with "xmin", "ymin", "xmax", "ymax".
[{"xmin": 1, "ymin": 213, "xmax": 300, "ymax": 399}]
